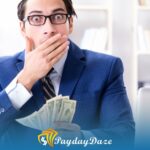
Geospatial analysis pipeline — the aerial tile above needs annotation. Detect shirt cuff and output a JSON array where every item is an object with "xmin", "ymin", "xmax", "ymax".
[{"xmin": 5, "ymin": 76, "xmax": 33, "ymax": 110}]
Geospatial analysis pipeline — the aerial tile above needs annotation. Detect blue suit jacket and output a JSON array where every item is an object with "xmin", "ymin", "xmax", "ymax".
[{"xmin": 0, "ymin": 41, "xmax": 135, "ymax": 148}]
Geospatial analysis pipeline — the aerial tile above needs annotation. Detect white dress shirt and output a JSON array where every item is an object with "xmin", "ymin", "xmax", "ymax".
[{"xmin": 5, "ymin": 50, "xmax": 68, "ymax": 110}]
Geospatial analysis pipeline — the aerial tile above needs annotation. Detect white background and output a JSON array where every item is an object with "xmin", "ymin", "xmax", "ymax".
[{"xmin": 0, "ymin": 0, "xmax": 24, "ymax": 56}]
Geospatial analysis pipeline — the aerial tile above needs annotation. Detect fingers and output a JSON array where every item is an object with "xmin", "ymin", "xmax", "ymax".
[
  {"xmin": 25, "ymin": 34, "xmax": 67, "ymax": 56},
  {"xmin": 50, "ymin": 47, "xmax": 68, "ymax": 66},
  {"xmin": 48, "ymin": 41, "xmax": 69, "ymax": 64},
  {"xmin": 51, "ymin": 35, "xmax": 67, "ymax": 51},
  {"xmin": 25, "ymin": 36, "xmax": 33, "ymax": 53},
  {"xmin": 43, "ymin": 36, "xmax": 68, "ymax": 56},
  {"xmin": 38, "ymin": 33, "xmax": 62, "ymax": 51}
]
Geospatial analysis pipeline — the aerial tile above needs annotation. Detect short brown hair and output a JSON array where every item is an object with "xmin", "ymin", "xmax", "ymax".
[{"xmin": 17, "ymin": 0, "xmax": 77, "ymax": 21}]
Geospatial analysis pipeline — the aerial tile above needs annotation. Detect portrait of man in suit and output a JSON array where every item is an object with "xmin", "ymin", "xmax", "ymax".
[{"xmin": 0, "ymin": 0, "xmax": 135, "ymax": 149}]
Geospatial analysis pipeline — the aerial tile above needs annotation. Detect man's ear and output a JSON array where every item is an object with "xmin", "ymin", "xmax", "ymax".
[
  {"xmin": 69, "ymin": 16, "xmax": 73, "ymax": 34},
  {"xmin": 19, "ymin": 21, "xmax": 27, "ymax": 38}
]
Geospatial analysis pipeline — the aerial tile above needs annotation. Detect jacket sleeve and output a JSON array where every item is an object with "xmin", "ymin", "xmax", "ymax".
[
  {"xmin": 90, "ymin": 58, "xmax": 135, "ymax": 147},
  {"xmin": 0, "ymin": 86, "xmax": 18, "ymax": 135}
]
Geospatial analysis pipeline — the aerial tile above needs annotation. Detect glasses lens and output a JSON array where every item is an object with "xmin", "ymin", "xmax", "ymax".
[
  {"xmin": 51, "ymin": 14, "xmax": 67, "ymax": 24},
  {"xmin": 28, "ymin": 15, "xmax": 45, "ymax": 25}
]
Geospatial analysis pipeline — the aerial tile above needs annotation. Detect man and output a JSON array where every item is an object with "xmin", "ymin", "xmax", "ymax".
[{"xmin": 0, "ymin": 0, "xmax": 135, "ymax": 149}]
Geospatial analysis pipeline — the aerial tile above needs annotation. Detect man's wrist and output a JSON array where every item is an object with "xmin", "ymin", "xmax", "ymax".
[{"xmin": 17, "ymin": 71, "xmax": 36, "ymax": 91}]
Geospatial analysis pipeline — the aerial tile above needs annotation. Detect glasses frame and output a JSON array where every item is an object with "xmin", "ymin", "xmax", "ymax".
[{"xmin": 23, "ymin": 13, "xmax": 71, "ymax": 26}]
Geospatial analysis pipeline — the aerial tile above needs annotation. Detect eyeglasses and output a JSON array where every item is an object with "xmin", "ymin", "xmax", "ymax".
[{"xmin": 23, "ymin": 13, "xmax": 71, "ymax": 26}]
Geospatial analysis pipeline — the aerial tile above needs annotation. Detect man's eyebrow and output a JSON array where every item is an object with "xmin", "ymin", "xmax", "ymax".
[
  {"xmin": 29, "ymin": 11, "xmax": 43, "ymax": 15},
  {"xmin": 52, "ymin": 8, "xmax": 66, "ymax": 13},
  {"xmin": 28, "ymin": 8, "xmax": 66, "ymax": 15}
]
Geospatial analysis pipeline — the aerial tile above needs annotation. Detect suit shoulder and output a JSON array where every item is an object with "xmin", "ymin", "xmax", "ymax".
[
  {"xmin": 70, "ymin": 41, "xmax": 122, "ymax": 66},
  {"xmin": 0, "ymin": 52, "xmax": 23, "ymax": 66},
  {"xmin": 82, "ymin": 49, "xmax": 122, "ymax": 65}
]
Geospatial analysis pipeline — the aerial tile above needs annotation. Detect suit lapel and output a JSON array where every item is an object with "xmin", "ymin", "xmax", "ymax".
[{"xmin": 59, "ymin": 42, "xmax": 86, "ymax": 98}]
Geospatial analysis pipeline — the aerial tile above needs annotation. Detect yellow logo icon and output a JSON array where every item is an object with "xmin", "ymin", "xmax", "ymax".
[{"xmin": 38, "ymin": 128, "xmax": 58, "ymax": 147}]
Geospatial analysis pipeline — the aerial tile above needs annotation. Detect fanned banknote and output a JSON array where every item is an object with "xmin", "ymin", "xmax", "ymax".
[{"xmin": 16, "ymin": 95, "xmax": 76, "ymax": 130}]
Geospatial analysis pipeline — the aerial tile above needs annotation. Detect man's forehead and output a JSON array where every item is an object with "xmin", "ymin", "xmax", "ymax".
[{"xmin": 25, "ymin": 0, "xmax": 67, "ymax": 15}]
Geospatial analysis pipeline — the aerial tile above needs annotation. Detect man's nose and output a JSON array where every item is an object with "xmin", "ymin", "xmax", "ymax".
[{"xmin": 43, "ymin": 18, "xmax": 56, "ymax": 36}]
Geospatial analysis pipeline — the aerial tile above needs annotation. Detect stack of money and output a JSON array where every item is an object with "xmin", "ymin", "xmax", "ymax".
[{"xmin": 16, "ymin": 96, "xmax": 76, "ymax": 131}]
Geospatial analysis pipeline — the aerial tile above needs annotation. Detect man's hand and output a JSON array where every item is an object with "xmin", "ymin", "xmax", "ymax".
[{"xmin": 17, "ymin": 34, "xmax": 69, "ymax": 90}]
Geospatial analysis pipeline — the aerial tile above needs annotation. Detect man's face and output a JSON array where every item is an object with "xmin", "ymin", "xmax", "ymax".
[{"xmin": 20, "ymin": 0, "xmax": 73, "ymax": 48}]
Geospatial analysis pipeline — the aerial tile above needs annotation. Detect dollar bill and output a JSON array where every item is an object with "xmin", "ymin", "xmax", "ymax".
[
  {"xmin": 37, "ymin": 105, "xmax": 49, "ymax": 130},
  {"xmin": 46, "ymin": 99, "xmax": 55, "ymax": 126},
  {"xmin": 59, "ymin": 99, "xmax": 76, "ymax": 123},
  {"xmin": 16, "ymin": 96, "xmax": 77, "ymax": 130},
  {"xmin": 52, "ymin": 96, "xmax": 70, "ymax": 122}
]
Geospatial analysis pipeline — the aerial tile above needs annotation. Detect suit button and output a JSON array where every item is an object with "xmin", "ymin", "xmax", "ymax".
[{"xmin": 0, "ymin": 108, "xmax": 5, "ymax": 114}]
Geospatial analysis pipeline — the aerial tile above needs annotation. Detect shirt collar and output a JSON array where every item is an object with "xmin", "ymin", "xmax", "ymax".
[{"xmin": 52, "ymin": 49, "xmax": 68, "ymax": 77}]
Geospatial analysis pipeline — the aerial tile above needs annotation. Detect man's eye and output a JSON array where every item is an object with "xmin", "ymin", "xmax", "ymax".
[
  {"xmin": 54, "ymin": 14, "xmax": 63, "ymax": 20},
  {"xmin": 31, "ymin": 16, "xmax": 43, "ymax": 22}
]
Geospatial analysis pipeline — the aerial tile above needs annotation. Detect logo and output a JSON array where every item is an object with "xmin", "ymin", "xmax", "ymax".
[
  {"xmin": 38, "ymin": 128, "xmax": 58, "ymax": 147},
  {"xmin": 38, "ymin": 129, "xmax": 112, "ymax": 148}
]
